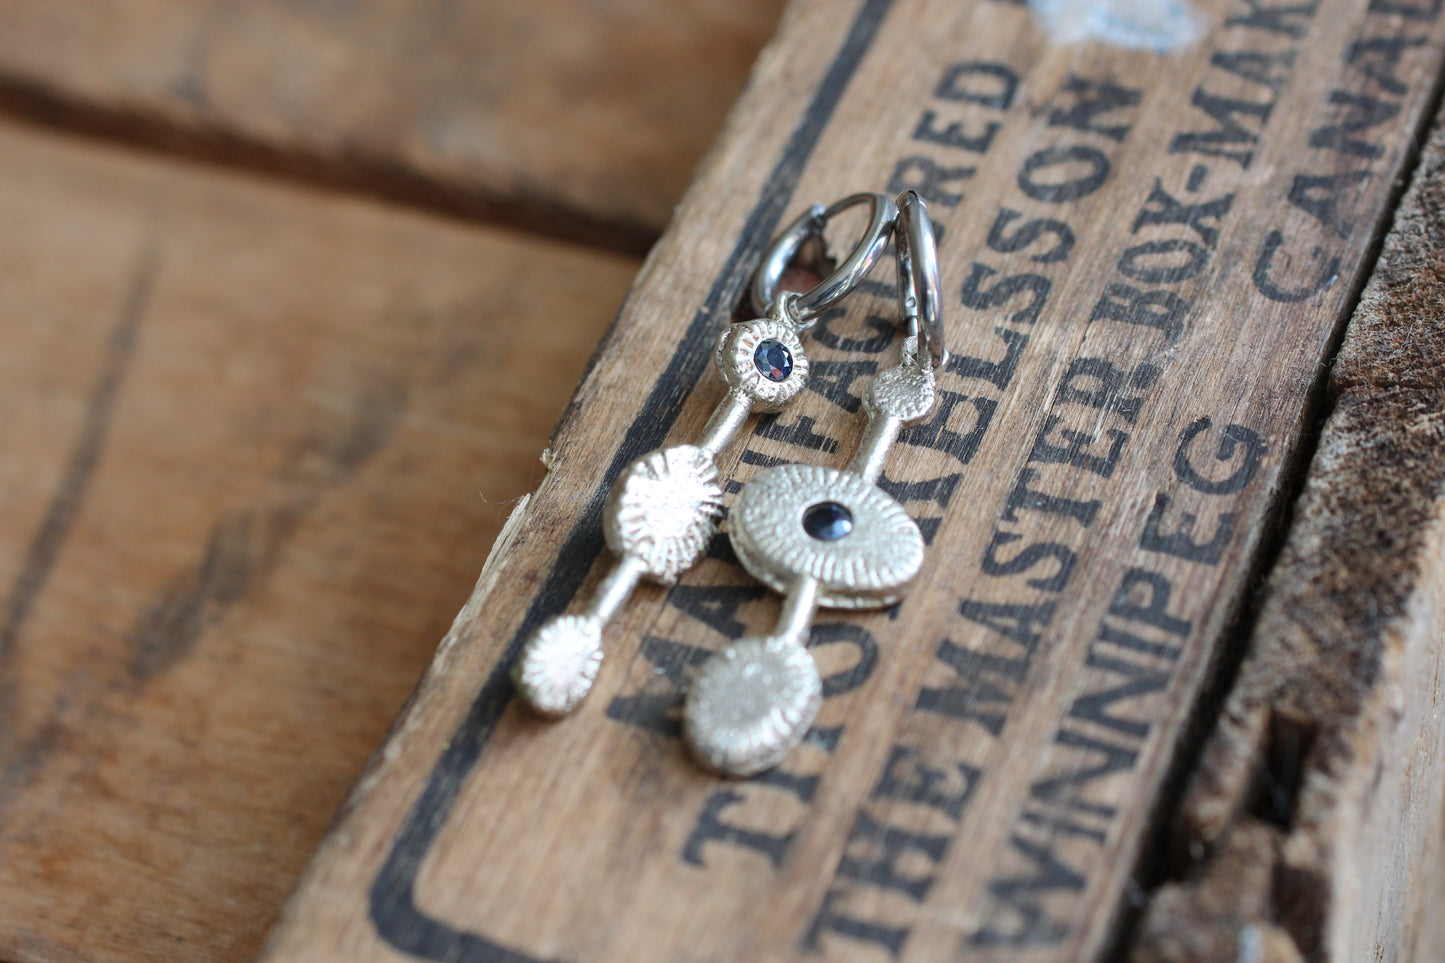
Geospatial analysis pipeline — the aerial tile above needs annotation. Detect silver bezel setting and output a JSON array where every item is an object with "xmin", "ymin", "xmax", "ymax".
[
  {"xmin": 729, "ymin": 464, "xmax": 926, "ymax": 609},
  {"xmin": 714, "ymin": 318, "xmax": 810, "ymax": 413}
]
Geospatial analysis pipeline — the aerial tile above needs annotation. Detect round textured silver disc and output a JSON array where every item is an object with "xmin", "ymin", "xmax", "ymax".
[
  {"xmin": 729, "ymin": 464, "xmax": 925, "ymax": 608},
  {"xmin": 714, "ymin": 318, "xmax": 810, "ymax": 412},
  {"xmin": 604, "ymin": 445, "xmax": 724, "ymax": 584},
  {"xmin": 512, "ymin": 614, "xmax": 604, "ymax": 716},
  {"xmin": 864, "ymin": 359, "xmax": 936, "ymax": 423},
  {"xmin": 683, "ymin": 636, "xmax": 822, "ymax": 777}
]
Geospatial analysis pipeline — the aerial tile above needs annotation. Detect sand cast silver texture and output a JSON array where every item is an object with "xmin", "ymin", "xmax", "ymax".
[
  {"xmin": 683, "ymin": 636, "xmax": 823, "ymax": 776},
  {"xmin": 729, "ymin": 464, "xmax": 925, "ymax": 608},
  {"xmin": 513, "ymin": 193, "xmax": 900, "ymax": 716},
  {"xmin": 684, "ymin": 191, "xmax": 948, "ymax": 776},
  {"xmin": 682, "ymin": 350, "xmax": 936, "ymax": 773},
  {"xmin": 512, "ymin": 615, "xmax": 604, "ymax": 716},
  {"xmin": 604, "ymin": 446, "xmax": 723, "ymax": 584}
]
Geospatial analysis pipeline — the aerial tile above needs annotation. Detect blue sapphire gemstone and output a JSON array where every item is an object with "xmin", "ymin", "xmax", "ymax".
[
  {"xmin": 753, "ymin": 339, "xmax": 793, "ymax": 382},
  {"xmin": 803, "ymin": 502, "xmax": 853, "ymax": 542}
]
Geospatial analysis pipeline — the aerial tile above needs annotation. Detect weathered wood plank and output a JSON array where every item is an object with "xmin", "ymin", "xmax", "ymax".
[
  {"xmin": 0, "ymin": 122, "xmax": 637, "ymax": 962},
  {"xmin": 0, "ymin": 0, "xmax": 785, "ymax": 251},
  {"xmin": 260, "ymin": 0, "xmax": 1445, "ymax": 961},
  {"xmin": 1128, "ymin": 95, "xmax": 1445, "ymax": 963}
]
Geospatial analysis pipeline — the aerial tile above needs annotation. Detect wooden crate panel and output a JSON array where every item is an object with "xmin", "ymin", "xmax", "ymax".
[
  {"xmin": 0, "ymin": 123, "xmax": 638, "ymax": 962},
  {"xmin": 260, "ymin": 0, "xmax": 1445, "ymax": 961}
]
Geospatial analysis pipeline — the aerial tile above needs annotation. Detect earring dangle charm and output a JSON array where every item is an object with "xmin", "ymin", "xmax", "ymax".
[
  {"xmin": 512, "ymin": 193, "xmax": 900, "ymax": 716},
  {"xmin": 683, "ymin": 190, "xmax": 947, "ymax": 777}
]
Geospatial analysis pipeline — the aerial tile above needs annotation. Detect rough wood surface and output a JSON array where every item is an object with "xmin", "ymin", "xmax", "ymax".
[
  {"xmin": 1128, "ymin": 95, "xmax": 1445, "ymax": 963},
  {"xmin": 257, "ymin": 1, "xmax": 1445, "ymax": 961},
  {"xmin": 0, "ymin": 122, "xmax": 637, "ymax": 963},
  {"xmin": 0, "ymin": 0, "xmax": 785, "ymax": 251}
]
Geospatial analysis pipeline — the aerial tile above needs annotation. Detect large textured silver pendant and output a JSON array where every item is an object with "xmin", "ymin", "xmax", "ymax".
[
  {"xmin": 512, "ymin": 313, "xmax": 814, "ymax": 716},
  {"xmin": 511, "ymin": 189, "xmax": 946, "ymax": 783},
  {"xmin": 513, "ymin": 447, "xmax": 723, "ymax": 716},
  {"xmin": 729, "ymin": 464, "xmax": 925, "ymax": 608},
  {"xmin": 683, "ymin": 334, "xmax": 939, "ymax": 777}
]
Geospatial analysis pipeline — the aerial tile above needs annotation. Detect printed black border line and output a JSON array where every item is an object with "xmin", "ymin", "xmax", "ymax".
[{"xmin": 366, "ymin": 1, "xmax": 897, "ymax": 959}]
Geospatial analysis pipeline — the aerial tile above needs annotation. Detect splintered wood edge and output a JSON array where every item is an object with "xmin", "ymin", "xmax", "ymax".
[
  {"xmin": 371, "ymin": 495, "xmax": 535, "ymax": 805},
  {"xmin": 1128, "ymin": 102, "xmax": 1445, "ymax": 962},
  {"xmin": 258, "ymin": 492, "xmax": 536, "ymax": 954}
]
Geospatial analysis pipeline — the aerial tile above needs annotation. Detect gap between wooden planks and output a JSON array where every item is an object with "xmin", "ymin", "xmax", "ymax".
[
  {"xmin": 1131, "ymin": 94, "xmax": 1445, "ymax": 963},
  {"xmin": 262, "ymin": 0, "xmax": 1445, "ymax": 960},
  {"xmin": 0, "ymin": 0, "xmax": 787, "ymax": 253}
]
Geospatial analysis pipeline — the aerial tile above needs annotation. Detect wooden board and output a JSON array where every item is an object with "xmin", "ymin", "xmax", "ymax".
[
  {"xmin": 0, "ymin": 0, "xmax": 785, "ymax": 253},
  {"xmin": 1128, "ymin": 96, "xmax": 1445, "ymax": 963},
  {"xmin": 257, "ymin": 0, "xmax": 1445, "ymax": 961},
  {"xmin": 0, "ymin": 122, "xmax": 638, "ymax": 963}
]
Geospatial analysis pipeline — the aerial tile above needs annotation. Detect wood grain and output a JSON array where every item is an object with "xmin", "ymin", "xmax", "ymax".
[
  {"xmin": 257, "ymin": 0, "xmax": 1445, "ymax": 961},
  {"xmin": 1128, "ymin": 94, "xmax": 1445, "ymax": 963},
  {"xmin": 0, "ymin": 122, "xmax": 637, "ymax": 962},
  {"xmin": 0, "ymin": 0, "xmax": 785, "ymax": 252}
]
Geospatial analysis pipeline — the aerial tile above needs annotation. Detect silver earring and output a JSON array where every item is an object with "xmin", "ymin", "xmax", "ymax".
[
  {"xmin": 512, "ymin": 193, "xmax": 900, "ymax": 716},
  {"xmin": 683, "ymin": 190, "xmax": 947, "ymax": 777}
]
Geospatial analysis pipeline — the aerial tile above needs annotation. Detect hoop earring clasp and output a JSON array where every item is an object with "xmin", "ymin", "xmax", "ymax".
[
  {"xmin": 894, "ymin": 190, "xmax": 948, "ymax": 369},
  {"xmin": 751, "ymin": 192, "xmax": 899, "ymax": 326}
]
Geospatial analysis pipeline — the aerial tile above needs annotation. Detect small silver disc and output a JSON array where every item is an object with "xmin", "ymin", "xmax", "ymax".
[
  {"xmin": 729, "ymin": 464, "xmax": 926, "ymax": 608},
  {"xmin": 714, "ymin": 318, "xmax": 810, "ymax": 412},
  {"xmin": 863, "ymin": 359, "xmax": 936, "ymax": 423},
  {"xmin": 605, "ymin": 445, "xmax": 724, "ymax": 584},
  {"xmin": 512, "ymin": 614, "xmax": 603, "ymax": 716},
  {"xmin": 683, "ymin": 636, "xmax": 822, "ymax": 777}
]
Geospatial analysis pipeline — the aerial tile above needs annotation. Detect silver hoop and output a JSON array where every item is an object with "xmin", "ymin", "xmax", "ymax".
[
  {"xmin": 894, "ymin": 190, "xmax": 948, "ymax": 369},
  {"xmin": 750, "ymin": 192, "xmax": 899, "ymax": 326}
]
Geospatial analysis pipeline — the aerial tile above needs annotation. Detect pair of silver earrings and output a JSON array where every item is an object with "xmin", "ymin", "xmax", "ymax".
[{"xmin": 513, "ymin": 190, "xmax": 947, "ymax": 777}]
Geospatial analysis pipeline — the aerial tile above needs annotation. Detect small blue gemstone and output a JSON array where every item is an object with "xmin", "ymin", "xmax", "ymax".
[
  {"xmin": 803, "ymin": 502, "xmax": 853, "ymax": 542},
  {"xmin": 753, "ymin": 339, "xmax": 793, "ymax": 382}
]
